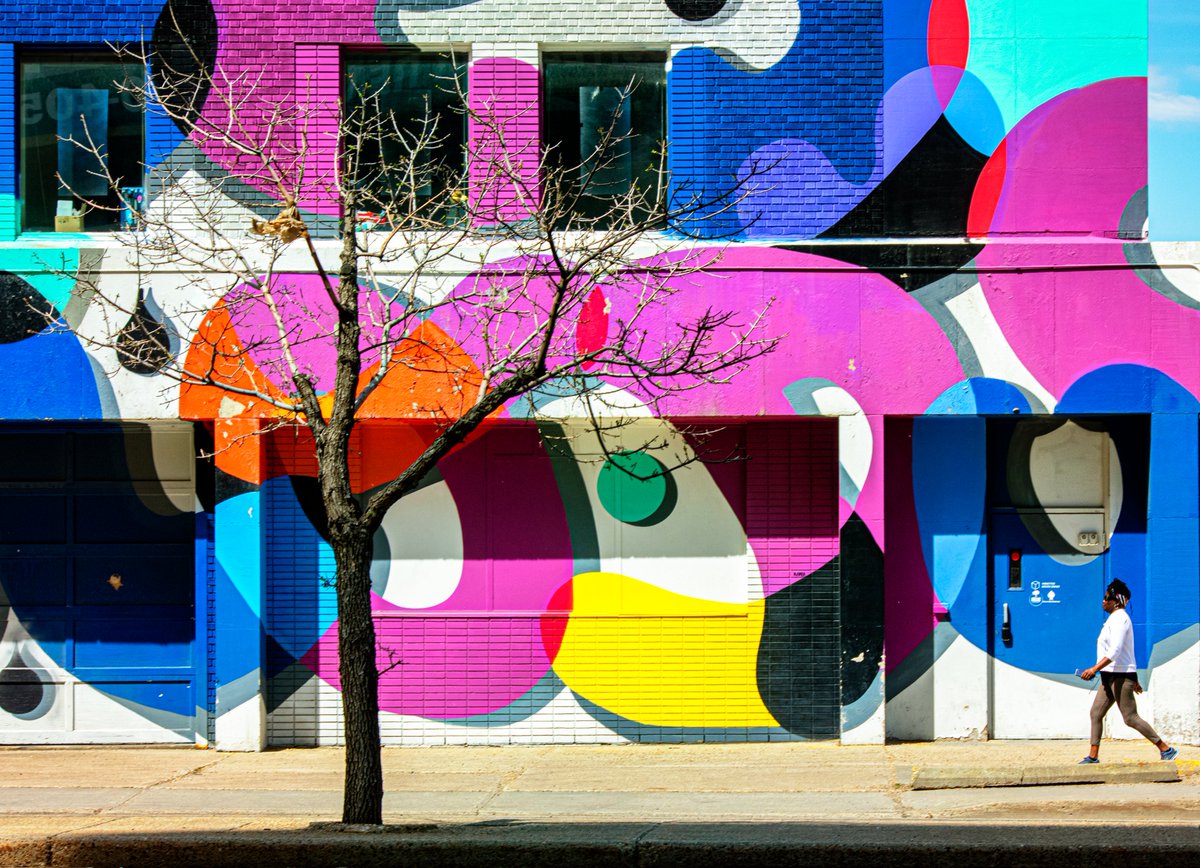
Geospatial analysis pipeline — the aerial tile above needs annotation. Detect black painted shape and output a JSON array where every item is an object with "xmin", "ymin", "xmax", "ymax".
[
  {"xmin": 756, "ymin": 561, "xmax": 842, "ymax": 739},
  {"xmin": 818, "ymin": 115, "xmax": 989, "ymax": 246},
  {"xmin": 0, "ymin": 272, "xmax": 57, "ymax": 344},
  {"xmin": 776, "ymin": 241, "xmax": 983, "ymax": 292},
  {"xmin": 214, "ymin": 466, "xmax": 259, "ymax": 505},
  {"xmin": 151, "ymin": 0, "xmax": 219, "ymax": 131},
  {"xmin": 666, "ymin": 0, "xmax": 728, "ymax": 20},
  {"xmin": 289, "ymin": 475, "xmax": 331, "ymax": 543},
  {"xmin": 265, "ymin": 656, "xmax": 316, "ymax": 714},
  {"xmin": 116, "ymin": 289, "xmax": 172, "ymax": 374},
  {"xmin": 0, "ymin": 649, "xmax": 47, "ymax": 716},
  {"xmin": 839, "ymin": 513, "xmax": 885, "ymax": 707}
]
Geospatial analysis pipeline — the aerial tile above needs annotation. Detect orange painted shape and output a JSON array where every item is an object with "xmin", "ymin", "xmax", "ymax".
[{"xmin": 179, "ymin": 303, "xmax": 295, "ymax": 420}]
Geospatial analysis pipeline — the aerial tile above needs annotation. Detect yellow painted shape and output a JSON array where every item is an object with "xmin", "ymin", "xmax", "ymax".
[{"xmin": 552, "ymin": 572, "xmax": 779, "ymax": 728}]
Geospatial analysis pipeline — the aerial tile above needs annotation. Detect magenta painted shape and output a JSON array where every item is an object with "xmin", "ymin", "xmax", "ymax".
[
  {"xmin": 299, "ymin": 425, "xmax": 573, "ymax": 718},
  {"xmin": 468, "ymin": 58, "xmax": 541, "ymax": 222},
  {"xmin": 976, "ymin": 80, "xmax": 1200, "ymax": 404},
  {"xmin": 225, "ymin": 273, "xmax": 393, "ymax": 393},
  {"xmin": 302, "ymin": 607, "xmax": 554, "ymax": 718},
  {"xmin": 981, "ymin": 78, "xmax": 1147, "ymax": 237},
  {"xmin": 195, "ymin": 3, "xmax": 381, "ymax": 213}
]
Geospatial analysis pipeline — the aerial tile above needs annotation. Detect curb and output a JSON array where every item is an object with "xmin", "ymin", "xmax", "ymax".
[
  {"xmin": 6, "ymin": 823, "xmax": 1200, "ymax": 868},
  {"xmin": 910, "ymin": 763, "xmax": 1181, "ymax": 790}
]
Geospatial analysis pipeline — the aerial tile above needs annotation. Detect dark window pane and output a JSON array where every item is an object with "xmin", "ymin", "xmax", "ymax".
[
  {"xmin": 542, "ymin": 52, "xmax": 666, "ymax": 225},
  {"xmin": 19, "ymin": 54, "xmax": 145, "ymax": 232},
  {"xmin": 343, "ymin": 51, "xmax": 466, "ymax": 223}
]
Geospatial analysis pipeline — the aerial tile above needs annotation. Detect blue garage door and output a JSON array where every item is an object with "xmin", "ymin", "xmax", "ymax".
[{"xmin": 0, "ymin": 424, "xmax": 198, "ymax": 743}]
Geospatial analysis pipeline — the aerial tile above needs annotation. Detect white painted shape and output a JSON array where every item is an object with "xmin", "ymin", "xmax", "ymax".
[
  {"xmin": 811, "ymin": 386, "xmax": 870, "ymax": 501},
  {"xmin": 842, "ymin": 686, "xmax": 885, "ymax": 745},
  {"xmin": 886, "ymin": 633, "xmax": 990, "ymax": 741},
  {"xmin": 397, "ymin": 0, "xmax": 802, "ymax": 71},
  {"xmin": 1027, "ymin": 424, "xmax": 1123, "ymax": 563},
  {"xmin": 215, "ymin": 694, "xmax": 267, "ymax": 751},
  {"xmin": 536, "ymin": 385, "xmax": 653, "ymax": 419},
  {"xmin": 1136, "ymin": 640, "xmax": 1199, "ymax": 746},
  {"xmin": 573, "ymin": 420, "xmax": 759, "ymax": 604},
  {"xmin": 378, "ymin": 480, "xmax": 465, "ymax": 609},
  {"xmin": 1146, "ymin": 250, "xmax": 1200, "ymax": 304},
  {"xmin": 942, "ymin": 282, "xmax": 1057, "ymax": 411},
  {"xmin": 1029, "ymin": 422, "xmax": 1107, "ymax": 508},
  {"xmin": 990, "ymin": 656, "xmax": 1091, "ymax": 739}
]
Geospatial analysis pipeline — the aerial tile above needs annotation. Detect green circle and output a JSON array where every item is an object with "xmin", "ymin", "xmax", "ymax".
[{"xmin": 597, "ymin": 451, "xmax": 668, "ymax": 524}]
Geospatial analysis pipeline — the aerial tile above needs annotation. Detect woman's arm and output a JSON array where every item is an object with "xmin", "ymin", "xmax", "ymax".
[{"xmin": 1080, "ymin": 657, "xmax": 1112, "ymax": 680}]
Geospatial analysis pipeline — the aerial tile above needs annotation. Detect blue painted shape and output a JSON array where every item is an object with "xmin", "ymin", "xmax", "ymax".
[
  {"xmin": 990, "ymin": 513, "xmax": 1107, "ymax": 674},
  {"xmin": 0, "ymin": 321, "xmax": 102, "ymax": 419},
  {"xmin": 668, "ymin": 1, "xmax": 883, "ymax": 239},
  {"xmin": 96, "ymin": 681, "xmax": 193, "ymax": 717},
  {"xmin": 215, "ymin": 491, "xmax": 263, "ymax": 620},
  {"xmin": 883, "ymin": 0, "xmax": 934, "ymax": 91},
  {"xmin": 212, "ymin": 557, "xmax": 263, "ymax": 689},
  {"xmin": 1144, "ymin": 414, "xmax": 1200, "ymax": 663},
  {"xmin": 939, "ymin": 66, "xmax": 1009, "ymax": 157},
  {"xmin": 0, "ymin": 3, "xmax": 165, "ymax": 43},
  {"xmin": 1058, "ymin": 364, "xmax": 1200, "ymax": 415},
  {"xmin": 912, "ymin": 416, "xmax": 987, "ymax": 611},
  {"xmin": 925, "ymin": 378, "xmax": 1033, "ymax": 415},
  {"xmin": 260, "ymin": 476, "xmax": 337, "ymax": 660}
]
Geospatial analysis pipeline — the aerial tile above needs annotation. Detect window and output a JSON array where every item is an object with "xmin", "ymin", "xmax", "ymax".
[
  {"xmin": 19, "ymin": 54, "xmax": 144, "ymax": 232},
  {"xmin": 343, "ymin": 51, "xmax": 466, "ymax": 223},
  {"xmin": 542, "ymin": 52, "xmax": 667, "ymax": 224}
]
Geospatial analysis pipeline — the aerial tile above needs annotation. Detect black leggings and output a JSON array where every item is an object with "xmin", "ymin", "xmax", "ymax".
[{"xmin": 1089, "ymin": 672, "xmax": 1161, "ymax": 746}]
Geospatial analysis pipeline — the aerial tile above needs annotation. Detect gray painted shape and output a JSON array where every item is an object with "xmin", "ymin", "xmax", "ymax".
[
  {"xmin": 911, "ymin": 267, "xmax": 986, "ymax": 379},
  {"xmin": 216, "ymin": 668, "xmax": 262, "ymax": 716},
  {"xmin": 841, "ymin": 668, "xmax": 882, "ymax": 732}
]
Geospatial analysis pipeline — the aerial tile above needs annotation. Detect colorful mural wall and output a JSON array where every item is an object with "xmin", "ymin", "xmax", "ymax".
[{"xmin": 1, "ymin": 1, "xmax": 1197, "ymax": 747}]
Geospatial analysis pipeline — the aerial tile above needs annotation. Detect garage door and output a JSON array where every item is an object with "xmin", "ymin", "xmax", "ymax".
[{"xmin": 0, "ymin": 424, "xmax": 198, "ymax": 743}]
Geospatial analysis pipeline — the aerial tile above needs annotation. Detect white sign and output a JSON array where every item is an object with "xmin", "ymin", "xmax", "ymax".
[{"xmin": 1030, "ymin": 580, "xmax": 1062, "ymax": 607}]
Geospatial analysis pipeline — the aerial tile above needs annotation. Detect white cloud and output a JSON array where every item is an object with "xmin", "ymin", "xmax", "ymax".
[
  {"xmin": 1149, "ymin": 65, "xmax": 1200, "ymax": 123},
  {"xmin": 1150, "ymin": 89, "xmax": 1200, "ymax": 123}
]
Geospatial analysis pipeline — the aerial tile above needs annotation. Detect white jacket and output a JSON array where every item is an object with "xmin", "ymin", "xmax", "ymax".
[{"xmin": 1097, "ymin": 607, "xmax": 1137, "ymax": 673}]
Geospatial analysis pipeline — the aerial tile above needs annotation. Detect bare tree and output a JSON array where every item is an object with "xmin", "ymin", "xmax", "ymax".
[{"xmin": 56, "ymin": 22, "xmax": 777, "ymax": 825}]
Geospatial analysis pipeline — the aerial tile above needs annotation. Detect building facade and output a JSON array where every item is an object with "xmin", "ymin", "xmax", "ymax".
[{"xmin": 2, "ymin": 1, "xmax": 1198, "ymax": 750}]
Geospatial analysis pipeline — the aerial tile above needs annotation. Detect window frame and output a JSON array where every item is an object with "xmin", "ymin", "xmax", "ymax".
[
  {"xmin": 539, "ymin": 49, "xmax": 669, "ymax": 226},
  {"xmin": 340, "ymin": 46, "xmax": 469, "ymax": 227},
  {"xmin": 16, "ymin": 48, "xmax": 147, "ymax": 235}
]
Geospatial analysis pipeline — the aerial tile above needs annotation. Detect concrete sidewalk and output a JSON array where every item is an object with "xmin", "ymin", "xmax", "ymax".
[{"xmin": 1, "ymin": 740, "xmax": 1198, "ymax": 866}]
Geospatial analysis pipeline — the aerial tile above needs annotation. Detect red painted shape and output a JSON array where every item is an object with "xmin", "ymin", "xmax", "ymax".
[
  {"xmin": 928, "ymin": 0, "xmax": 970, "ymax": 70},
  {"xmin": 576, "ymin": 287, "xmax": 609, "ymax": 371},
  {"xmin": 539, "ymin": 580, "xmax": 574, "ymax": 662},
  {"xmin": 967, "ymin": 138, "xmax": 1007, "ymax": 237}
]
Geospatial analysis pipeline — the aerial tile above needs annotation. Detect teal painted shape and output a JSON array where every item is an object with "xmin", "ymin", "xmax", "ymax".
[
  {"xmin": 0, "ymin": 248, "xmax": 80, "ymax": 313},
  {"xmin": 946, "ymin": 0, "xmax": 1147, "ymax": 154},
  {"xmin": 597, "ymin": 451, "xmax": 667, "ymax": 524}
]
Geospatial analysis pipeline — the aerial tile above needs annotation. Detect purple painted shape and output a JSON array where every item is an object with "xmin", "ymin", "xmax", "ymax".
[
  {"xmin": 299, "ymin": 425, "xmax": 573, "ymax": 717},
  {"xmin": 604, "ymin": 246, "xmax": 962, "ymax": 420},
  {"xmin": 737, "ymin": 66, "xmax": 948, "ymax": 237}
]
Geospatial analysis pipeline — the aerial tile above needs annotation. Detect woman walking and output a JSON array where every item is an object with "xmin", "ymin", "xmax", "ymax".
[{"xmin": 1078, "ymin": 579, "xmax": 1178, "ymax": 764}]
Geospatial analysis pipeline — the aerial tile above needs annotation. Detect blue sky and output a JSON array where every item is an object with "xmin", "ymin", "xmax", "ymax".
[{"xmin": 1150, "ymin": 0, "xmax": 1200, "ymax": 239}]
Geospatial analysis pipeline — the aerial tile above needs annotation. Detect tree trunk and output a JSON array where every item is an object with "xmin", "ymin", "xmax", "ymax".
[{"xmin": 332, "ymin": 529, "xmax": 384, "ymax": 825}]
